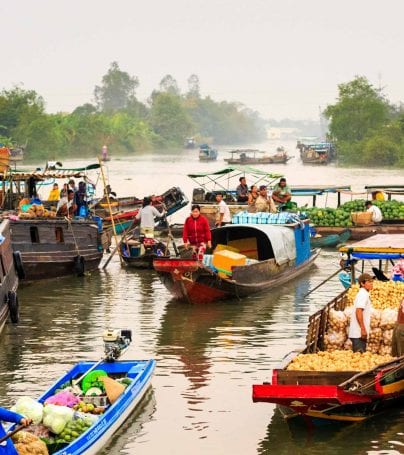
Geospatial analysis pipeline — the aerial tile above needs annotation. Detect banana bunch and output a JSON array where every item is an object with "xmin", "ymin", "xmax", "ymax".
[
  {"xmin": 286, "ymin": 350, "xmax": 394, "ymax": 372},
  {"xmin": 346, "ymin": 281, "xmax": 404, "ymax": 310}
]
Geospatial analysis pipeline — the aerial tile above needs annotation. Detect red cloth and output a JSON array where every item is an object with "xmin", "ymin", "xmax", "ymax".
[{"xmin": 183, "ymin": 215, "xmax": 211, "ymax": 246}]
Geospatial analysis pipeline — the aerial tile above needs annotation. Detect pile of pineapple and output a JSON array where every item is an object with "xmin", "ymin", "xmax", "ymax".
[{"xmin": 287, "ymin": 350, "xmax": 394, "ymax": 372}]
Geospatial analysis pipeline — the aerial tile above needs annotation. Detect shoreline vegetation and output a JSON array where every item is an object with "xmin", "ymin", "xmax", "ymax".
[{"xmin": 0, "ymin": 66, "xmax": 403, "ymax": 168}]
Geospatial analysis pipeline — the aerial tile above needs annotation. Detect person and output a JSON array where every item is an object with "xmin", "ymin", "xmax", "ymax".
[
  {"xmin": 102, "ymin": 145, "xmax": 108, "ymax": 160},
  {"xmin": 255, "ymin": 185, "xmax": 277, "ymax": 213},
  {"xmin": 392, "ymin": 298, "xmax": 404, "ymax": 357},
  {"xmin": 348, "ymin": 273, "xmax": 373, "ymax": 353},
  {"xmin": 60, "ymin": 183, "xmax": 69, "ymax": 199},
  {"xmin": 236, "ymin": 177, "xmax": 249, "ymax": 202},
  {"xmin": 57, "ymin": 189, "xmax": 77, "ymax": 218},
  {"xmin": 183, "ymin": 204, "xmax": 212, "ymax": 250},
  {"xmin": 68, "ymin": 179, "xmax": 77, "ymax": 193},
  {"xmin": 0, "ymin": 406, "xmax": 31, "ymax": 453},
  {"xmin": 247, "ymin": 185, "xmax": 259, "ymax": 212},
  {"xmin": 75, "ymin": 181, "xmax": 87, "ymax": 217},
  {"xmin": 135, "ymin": 197, "xmax": 165, "ymax": 237},
  {"xmin": 47, "ymin": 183, "xmax": 60, "ymax": 201},
  {"xmin": 272, "ymin": 178, "xmax": 292, "ymax": 206},
  {"xmin": 365, "ymin": 201, "xmax": 383, "ymax": 223},
  {"xmin": 215, "ymin": 193, "xmax": 231, "ymax": 227}
]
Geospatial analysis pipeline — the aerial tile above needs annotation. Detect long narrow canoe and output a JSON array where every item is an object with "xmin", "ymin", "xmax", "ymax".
[
  {"xmin": 310, "ymin": 228, "xmax": 351, "ymax": 249},
  {"xmin": 7, "ymin": 359, "xmax": 155, "ymax": 455}
]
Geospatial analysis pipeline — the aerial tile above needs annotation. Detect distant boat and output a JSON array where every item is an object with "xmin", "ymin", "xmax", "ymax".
[
  {"xmin": 184, "ymin": 138, "xmax": 196, "ymax": 149},
  {"xmin": 199, "ymin": 144, "xmax": 218, "ymax": 161},
  {"xmin": 297, "ymin": 141, "xmax": 336, "ymax": 165},
  {"xmin": 224, "ymin": 149, "xmax": 274, "ymax": 165}
]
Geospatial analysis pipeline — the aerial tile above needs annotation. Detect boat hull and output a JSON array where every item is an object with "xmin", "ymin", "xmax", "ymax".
[
  {"xmin": 10, "ymin": 219, "xmax": 102, "ymax": 281},
  {"xmin": 310, "ymin": 229, "xmax": 351, "ymax": 248},
  {"xmin": 154, "ymin": 250, "xmax": 319, "ymax": 304},
  {"xmin": 315, "ymin": 223, "xmax": 404, "ymax": 240}
]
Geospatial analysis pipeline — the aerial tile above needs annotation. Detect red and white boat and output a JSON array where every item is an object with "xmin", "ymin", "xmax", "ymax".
[{"xmin": 252, "ymin": 290, "xmax": 404, "ymax": 424}]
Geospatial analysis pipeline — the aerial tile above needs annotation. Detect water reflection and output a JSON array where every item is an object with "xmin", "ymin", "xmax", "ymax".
[{"xmin": 258, "ymin": 406, "xmax": 404, "ymax": 455}]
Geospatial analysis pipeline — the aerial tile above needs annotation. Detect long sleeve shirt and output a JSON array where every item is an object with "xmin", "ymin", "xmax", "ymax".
[
  {"xmin": 0, "ymin": 407, "xmax": 24, "ymax": 454},
  {"xmin": 182, "ymin": 215, "xmax": 211, "ymax": 246}
]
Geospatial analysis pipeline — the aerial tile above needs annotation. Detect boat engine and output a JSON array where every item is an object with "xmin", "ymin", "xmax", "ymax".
[{"xmin": 103, "ymin": 329, "xmax": 132, "ymax": 362}]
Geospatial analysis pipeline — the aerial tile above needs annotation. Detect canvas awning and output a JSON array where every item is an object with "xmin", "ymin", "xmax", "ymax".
[{"xmin": 340, "ymin": 234, "xmax": 404, "ymax": 255}]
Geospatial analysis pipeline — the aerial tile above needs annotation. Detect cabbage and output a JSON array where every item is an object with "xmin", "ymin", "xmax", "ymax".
[
  {"xmin": 42, "ymin": 404, "xmax": 74, "ymax": 434},
  {"xmin": 11, "ymin": 397, "xmax": 43, "ymax": 424}
]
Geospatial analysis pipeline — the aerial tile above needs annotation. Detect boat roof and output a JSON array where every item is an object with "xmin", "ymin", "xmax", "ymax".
[
  {"xmin": 188, "ymin": 166, "xmax": 283, "ymax": 191},
  {"xmin": 291, "ymin": 185, "xmax": 351, "ymax": 196},
  {"xmin": 226, "ymin": 149, "xmax": 265, "ymax": 155},
  {"xmin": 3, "ymin": 163, "xmax": 100, "ymax": 181},
  {"xmin": 212, "ymin": 224, "xmax": 296, "ymax": 265},
  {"xmin": 339, "ymin": 234, "xmax": 404, "ymax": 254}
]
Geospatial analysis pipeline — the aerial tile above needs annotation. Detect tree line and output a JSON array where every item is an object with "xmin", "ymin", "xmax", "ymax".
[
  {"xmin": 0, "ymin": 62, "xmax": 266, "ymax": 161},
  {"xmin": 324, "ymin": 76, "xmax": 404, "ymax": 167}
]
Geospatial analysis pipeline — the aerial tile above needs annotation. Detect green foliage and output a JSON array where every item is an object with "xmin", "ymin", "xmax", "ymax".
[
  {"xmin": 94, "ymin": 61, "xmax": 139, "ymax": 113},
  {"xmin": 0, "ymin": 65, "xmax": 266, "ymax": 160}
]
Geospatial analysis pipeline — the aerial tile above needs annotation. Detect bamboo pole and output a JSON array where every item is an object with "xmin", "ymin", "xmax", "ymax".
[{"xmin": 98, "ymin": 158, "xmax": 123, "ymax": 265}]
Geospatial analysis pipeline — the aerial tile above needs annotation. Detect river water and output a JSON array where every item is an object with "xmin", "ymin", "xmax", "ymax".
[{"xmin": 0, "ymin": 142, "xmax": 403, "ymax": 454}]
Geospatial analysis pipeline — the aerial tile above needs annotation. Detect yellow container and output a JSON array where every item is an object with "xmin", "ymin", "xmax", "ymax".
[
  {"xmin": 351, "ymin": 211, "xmax": 373, "ymax": 225},
  {"xmin": 212, "ymin": 249, "xmax": 246, "ymax": 277}
]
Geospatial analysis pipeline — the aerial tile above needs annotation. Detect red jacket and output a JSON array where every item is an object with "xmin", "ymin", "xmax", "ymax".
[{"xmin": 183, "ymin": 215, "xmax": 211, "ymax": 246}]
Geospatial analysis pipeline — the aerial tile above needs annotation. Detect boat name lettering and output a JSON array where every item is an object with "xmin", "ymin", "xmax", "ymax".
[{"xmin": 87, "ymin": 418, "xmax": 108, "ymax": 440}]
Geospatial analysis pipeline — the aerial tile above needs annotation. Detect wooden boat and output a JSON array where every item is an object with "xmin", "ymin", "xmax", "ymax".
[
  {"xmin": 310, "ymin": 228, "xmax": 351, "ymax": 248},
  {"xmin": 252, "ymin": 289, "xmax": 404, "ymax": 424},
  {"xmin": 153, "ymin": 222, "xmax": 319, "ymax": 304},
  {"xmin": 224, "ymin": 149, "xmax": 275, "ymax": 165},
  {"xmin": 102, "ymin": 187, "xmax": 189, "ymax": 234},
  {"xmin": 184, "ymin": 137, "xmax": 196, "ymax": 149},
  {"xmin": 199, "ymin": 144, "xmax": 218, "ymax": 161},
  {"xmin": 121, "ymin": 236, "xmax": 170, "ymax": 269},
  {"xmin": 9, "ymin": 146, "xmax": 24, "ymax": 163},
  {"xmin": 0, "ymin": 219, "xmax": 20, "ymax": 332},
  {"xmin": 297, "ymin": 141, "xmax": 336, "ymax": 165},
  {"xmin": 10, "ymin": 218, "xmax": 103, "ymax": 281},
  {"xmin": 7, "ymin": 359, "xmax": 155, "ymax": 454},
  {"xmin": 315, "ymin": 223, "xmax": 404, "ymax": 241}
]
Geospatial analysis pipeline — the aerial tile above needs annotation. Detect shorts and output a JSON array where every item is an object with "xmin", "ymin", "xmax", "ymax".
[{"xmin": 350, "ymin": 338, "xmax": 367, "ymax": 353}]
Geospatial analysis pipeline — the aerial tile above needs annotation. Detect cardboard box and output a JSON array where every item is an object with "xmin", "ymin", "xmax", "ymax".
[
  {"xmin": 228, "ymin": 237, "xmax": 258, "ymax": 259},
  {"xmin": 351, "ymin": 211, "xmax": 373, "ymax": 225},
  {"xmin": 212, "ymin": 249, "xmax": 246, "ymax": 277}
]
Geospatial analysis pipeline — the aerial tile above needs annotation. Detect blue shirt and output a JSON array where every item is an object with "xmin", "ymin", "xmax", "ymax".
[{"xmin": 0, "ymin": 407, "xmax": 24, "ymax": 454}]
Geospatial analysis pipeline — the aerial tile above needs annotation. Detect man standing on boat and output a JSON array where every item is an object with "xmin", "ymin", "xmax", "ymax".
[
  {"xmin": 255, "ymin": 185, "xmax": 276, "ymax": 213},
  {"xmin": 57, "ymin": 189, "xmax": 77, "ymax": 218},
  {"xmin": 348, "ymin": 273, "xmax": 373, "ymax": 353},
  {"xmin": 365, "ymin": 201, "xmax": 383, "ymax": 223},
  {"xmin": 183, "ymin": 204, "xmax": 212, "ymax": 251},
  {"xmin": 236, "ymin": 177, "xmax": 249, "ymax": 202},
  {"xmin": 215, "ymin": 193, "xmax": 232, "ymax": 227},
  {"xmin": 135, "ymin": 197, "xmax": 165, "ymax": 237},
  {"xmin": 272, "ymin": 178, "xmax": 292, "ymax": 208}
]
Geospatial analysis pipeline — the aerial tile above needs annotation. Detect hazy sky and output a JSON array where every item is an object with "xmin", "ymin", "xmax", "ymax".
[{"xmin": 2, "ymin": 0, "xmax": 403, "ymax": 120}]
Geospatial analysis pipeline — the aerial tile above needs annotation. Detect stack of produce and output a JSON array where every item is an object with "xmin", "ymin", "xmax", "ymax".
[
  {"xmin": 345, "ymin": 281, "xmax": 404, "ymax": 310},
  {"xmin": 19, "ymin": 204, "xmax": 57, "ymax": 219},
  {"xmin": 11, "ymin": 431, "xmax": 49, "ymax": 455},
  {"xmin": 302, "ymin": 199, "xmax": 404, "ymax": 227},
  {"xmin": 286, "ymin": 350, "xmax": 393, "ymax": 372},
  {"xmin": 324, "ymin": 309, "xmax": 348, "ymax": 351}
]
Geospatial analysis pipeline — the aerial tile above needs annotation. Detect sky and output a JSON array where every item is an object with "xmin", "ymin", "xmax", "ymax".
[{"xmin": 1, "ymin": 0, "xmax": 404, "ymax": 120}]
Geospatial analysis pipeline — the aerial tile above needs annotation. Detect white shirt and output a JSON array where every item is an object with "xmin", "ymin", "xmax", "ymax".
[
  {"xmin": 348, "ymin": 287, "xmax": 372, "ymax": 338},
  {"xmin": 367, "ymin": 205, "xmax": 383, "ymax": 223},
  {"xmin": 56, "ymin": 196, "xmax": 73, "ymax": 212},
  {"xmin": 218, "ymin": 200, "xmax": 231, "ymax": 223},
  {"xmin": 135, "ymin": 205, "xmax": 163, "ymax": 228}
]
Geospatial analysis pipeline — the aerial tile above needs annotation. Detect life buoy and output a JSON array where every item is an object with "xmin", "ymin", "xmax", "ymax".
[
  {"xmin": 13, "ymin": 251, "xmax": 26, "ymax": 280},
  {"xmin": 8, "ymin": 291, "xmax": 19, "ymax": 323},
  {"xmin": 74, "ymin": 255, "xmax": 85, "ymax": 276}
]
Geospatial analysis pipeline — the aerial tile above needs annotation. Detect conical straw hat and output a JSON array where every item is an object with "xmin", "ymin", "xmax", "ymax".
[{"xmin": 100, "ymin": 376, "xmax": 125, "ymax": 404}]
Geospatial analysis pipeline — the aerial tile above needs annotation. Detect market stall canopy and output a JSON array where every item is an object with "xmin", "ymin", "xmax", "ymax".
[
  {"xmin": 3, "ymin": 163, "xmax": 100, "ymax": 181},
  {"xmin": 340, "ymin": 234, "xmax": 404, "ymax": 259}
]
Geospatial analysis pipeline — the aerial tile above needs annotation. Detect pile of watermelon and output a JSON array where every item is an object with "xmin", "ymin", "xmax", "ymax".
[{"xmin": 301, "ymin": 199, "xmax": 404, "ymax": 227}]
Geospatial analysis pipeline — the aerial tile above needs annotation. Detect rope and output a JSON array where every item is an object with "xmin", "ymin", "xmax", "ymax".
[{"xmin": 65, "ymin": 216, "xmax": 80, "ymax": 256}]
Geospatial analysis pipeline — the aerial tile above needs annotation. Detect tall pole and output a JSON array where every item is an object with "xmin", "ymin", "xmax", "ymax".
[{"xmin": 98, "ymin": 158, "xmax": 123, "ymax": 265}]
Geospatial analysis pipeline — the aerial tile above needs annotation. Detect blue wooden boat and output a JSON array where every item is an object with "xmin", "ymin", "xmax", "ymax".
[
  {"xmin": 310, "ymin": 228, "xmax": 351, "ymax": 249},
  {"xmin": 199, "ymin": 144, "xmax": 218, "ymax": 161},
  {"xmin": 7, "ymin": 359, "xmax": 155, "ymax": 455}
]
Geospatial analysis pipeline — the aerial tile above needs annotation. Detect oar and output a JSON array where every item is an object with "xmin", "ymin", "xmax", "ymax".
[
  {"xmin": 163, "ymin": 214, "xmax": 179, "ymax": 257},
  {"xmin": 0, "ymin": 423, "xmax": 29, "ymax": 445},
  {"xmin": 304, "ymin": 267, "xmax": 344, "ymax": 298}
]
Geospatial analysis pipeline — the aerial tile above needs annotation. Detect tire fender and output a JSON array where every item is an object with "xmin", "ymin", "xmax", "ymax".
[
  {"xmin": 13, "ymin": 251, "xmax": 26, "ymax": 280},
  {"xmin": 8, "ymin": 291, "xmax": 19, "ymax": 323},
  {"xmin": 74, "ymin": 255, "xmax": 85, "ymax": 276}
]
